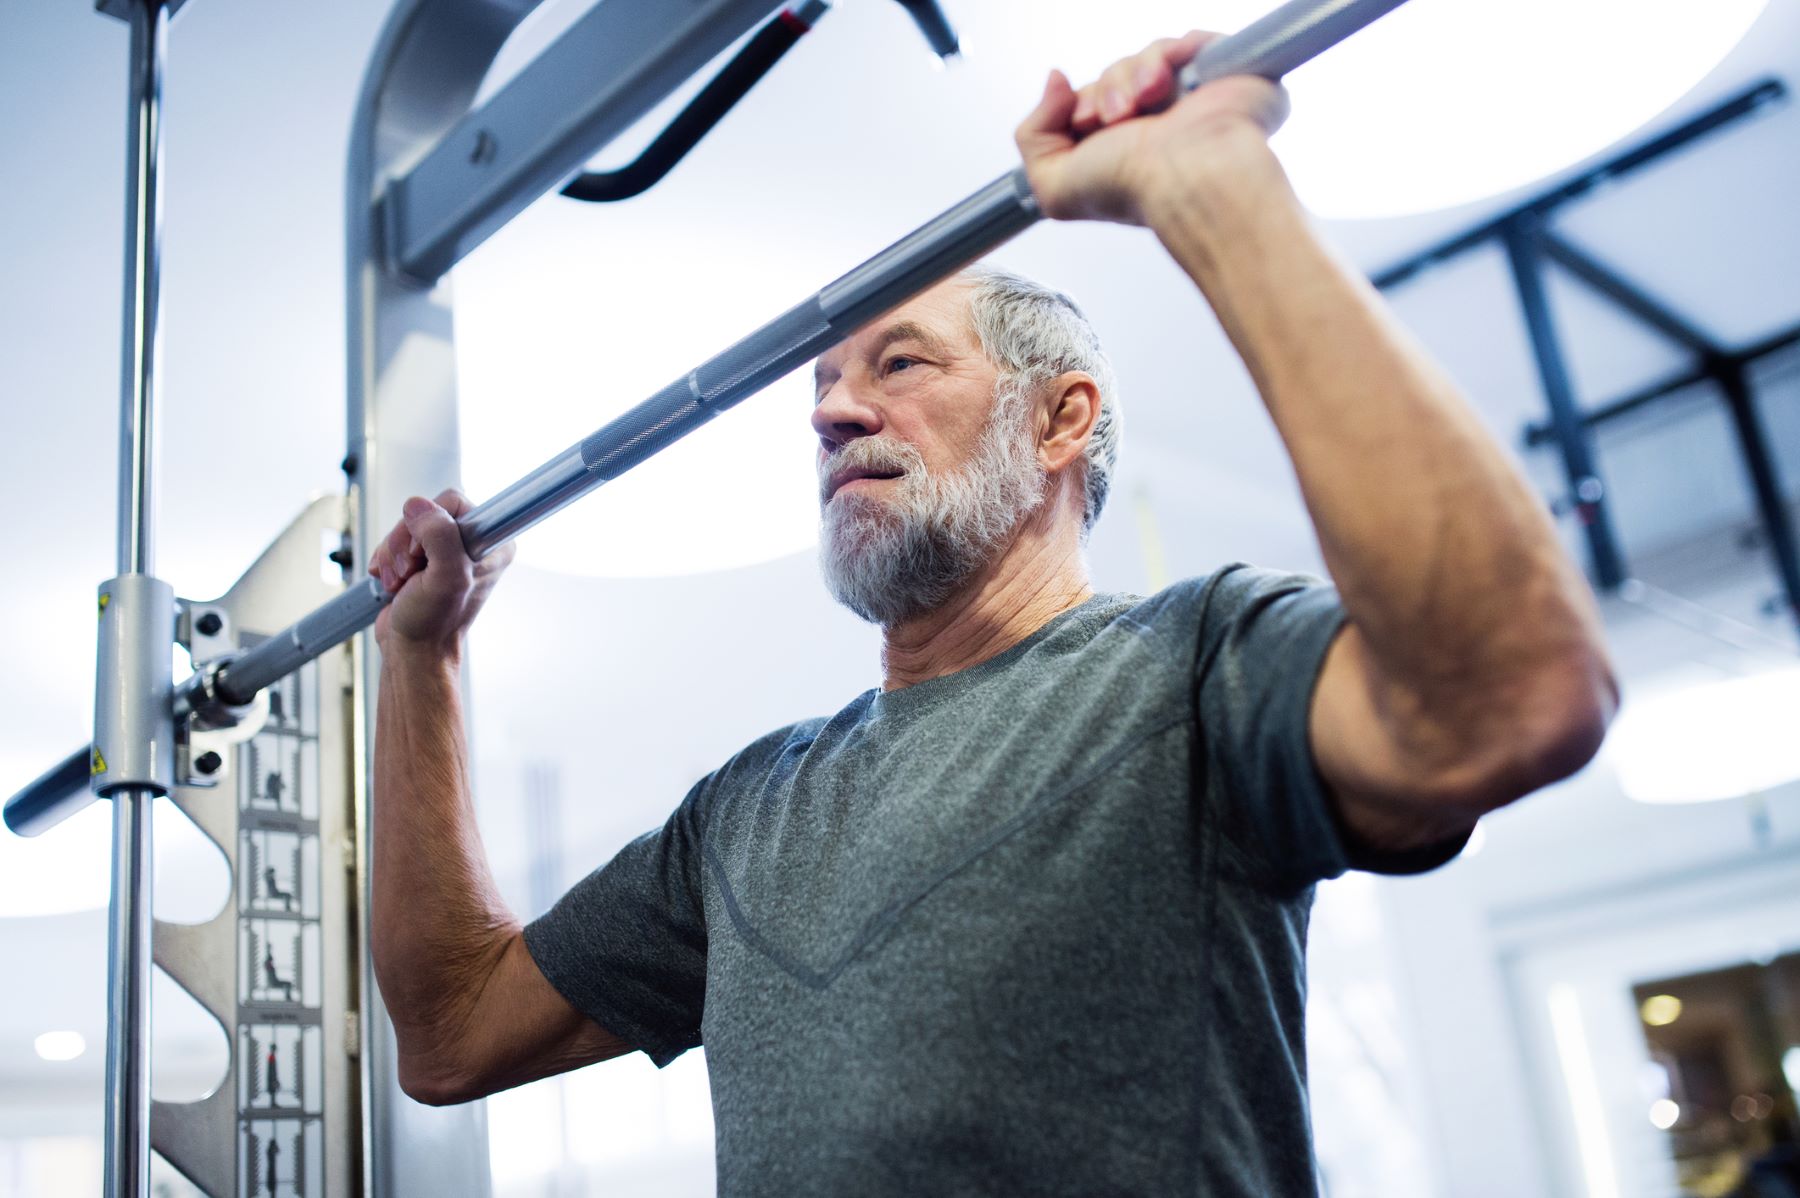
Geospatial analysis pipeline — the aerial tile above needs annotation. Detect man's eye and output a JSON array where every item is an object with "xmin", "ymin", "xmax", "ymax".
[{"xmin": 885, "ymin": 355, "xmax": 918, "ymax": 375}]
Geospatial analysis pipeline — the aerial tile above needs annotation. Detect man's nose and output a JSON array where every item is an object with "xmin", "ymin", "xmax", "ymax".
[{"xmin": 810, "ymin": 380, "xmax": 885, "ymax": 451}]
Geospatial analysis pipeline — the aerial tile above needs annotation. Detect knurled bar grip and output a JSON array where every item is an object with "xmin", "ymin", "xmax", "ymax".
[
  {"xmin": 213, "ymin": 575, "xmax": 389, "ymax": 703},
  {"xmin": 4, "ymin": 0, "xmax": 1412, "ymax": 838}
]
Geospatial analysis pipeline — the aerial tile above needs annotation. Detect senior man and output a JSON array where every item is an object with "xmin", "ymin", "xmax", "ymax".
[{"xmin": 367, "ymin": 32, "xmax": 1617, "ymax": 1196}]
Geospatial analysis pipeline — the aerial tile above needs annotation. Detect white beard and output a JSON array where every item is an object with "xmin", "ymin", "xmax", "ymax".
[{"xmin": 817, "ymin": 381, "xmax": 1047, "ymax": 627}]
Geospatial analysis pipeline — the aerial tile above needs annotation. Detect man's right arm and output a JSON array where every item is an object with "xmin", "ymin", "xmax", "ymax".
[{"xmin": 369, "ymin": 491, "xmax": 633, "ymax": 1105}]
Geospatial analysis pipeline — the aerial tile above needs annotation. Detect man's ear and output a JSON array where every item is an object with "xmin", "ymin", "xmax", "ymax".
[{"xmin": 1038, "ymin": 371, "xmax": 1101, "ymax": 475}]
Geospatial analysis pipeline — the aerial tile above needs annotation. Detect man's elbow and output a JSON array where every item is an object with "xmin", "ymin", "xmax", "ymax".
[
  {"xmin": 398, "ymin": 1050, "xmax": 485, "ymax": 1107},
  {"xmin": 392, "ymin": 1013, "xmax": 495, "ymax": 1107},
  {"xmin": 1472, "ymin": 649, "xmax": 1618, "ymax": 813}
]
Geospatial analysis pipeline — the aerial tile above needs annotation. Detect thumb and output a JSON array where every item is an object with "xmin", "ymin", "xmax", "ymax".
[
  {"xmin": 1015, "ymin": 69, "xmax": 1079, "ymax": 162},
  {"xmin": 402, "ymin": 497, "xmax": 468, "ymax": 569}
]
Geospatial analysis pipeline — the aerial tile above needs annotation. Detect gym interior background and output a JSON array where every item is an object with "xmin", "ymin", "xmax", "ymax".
[{"xmin": 2, "ymin": 0, "xmax": 1798, "ymax": 1195}]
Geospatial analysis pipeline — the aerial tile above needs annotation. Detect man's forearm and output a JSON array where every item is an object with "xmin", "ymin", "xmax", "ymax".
[
  {"xmin": 1144, "ymin": 133, "xmax": 1611, "ymax": 753},
  {"xmin": 371, "ymin": 644, "xmax": 520, "ymax": 1080}
]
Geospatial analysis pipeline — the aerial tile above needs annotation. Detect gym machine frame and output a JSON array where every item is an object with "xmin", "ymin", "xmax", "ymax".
[
  {"xmin": 7, "ymin": 0, "xmax": 1415, "ymax": 1192},
  {"xmin": 1372, "ymin": 78, "xmax": 1800, "ymax": 638}
]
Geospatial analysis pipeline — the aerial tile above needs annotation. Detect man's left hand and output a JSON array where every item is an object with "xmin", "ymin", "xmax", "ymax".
[{"xmin": 1016, "ymin": 31, "xmax": 1290, "ymax": 227}]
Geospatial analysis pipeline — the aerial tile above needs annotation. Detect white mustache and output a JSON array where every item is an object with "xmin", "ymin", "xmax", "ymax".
[{"xmin": 818, "ymin": 438, "xmax": 927, "ymax": 502}]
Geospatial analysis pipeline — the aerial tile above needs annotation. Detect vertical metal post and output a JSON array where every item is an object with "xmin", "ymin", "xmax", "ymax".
[
  {"xmin": 105, "ymin": 2, "xmax": 168, "ymax": 1194},
  {"xmin": 118, "ymin": 0, "xmax": 165, "ymax": 580},
  {"xmin": 105, "ymin": 794, "xmax": 154, "ymax": 1198},
  {"xmin": 1502, "ymin": 219, "xmax": 1629, "ymax": 590},
  {"xmin": 345, "ymin": 5, "xmax": 536, "ymax": 1190}
]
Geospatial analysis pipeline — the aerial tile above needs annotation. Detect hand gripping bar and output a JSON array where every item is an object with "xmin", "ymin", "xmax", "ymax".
[{"xmin": 4, "ymin": 0, "xmax": 1411, "ymax": 838}]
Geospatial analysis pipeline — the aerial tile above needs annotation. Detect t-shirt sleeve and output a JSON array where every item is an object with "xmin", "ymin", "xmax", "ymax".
[
  {"xmin": 1189, "ymin": 565, "xmax": 1469, "ymax": 893},
  {"xmin": 522, "ymin": 778, "xmax": 710, "ymax": 1068}
]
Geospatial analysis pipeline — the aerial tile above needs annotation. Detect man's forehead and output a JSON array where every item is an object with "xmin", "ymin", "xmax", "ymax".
[{"xmin": 815, "ymin": 280, "xmax": 976, "ymax": 375}]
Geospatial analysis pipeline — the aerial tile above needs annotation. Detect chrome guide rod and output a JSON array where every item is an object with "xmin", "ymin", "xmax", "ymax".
[
  {"xmin": 105, "ymin": 1, "xmax": 170, "ymax": 1194},
  {"xmin": 4, "ymin": 0, "xmax": 1413, "ymax": 841}
]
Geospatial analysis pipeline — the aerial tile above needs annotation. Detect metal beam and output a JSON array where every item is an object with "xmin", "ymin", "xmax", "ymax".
[
  {"xmin": 1520, "ymin": 365, "xmax": 1709, "ymax": 449},
  {"xmin": 1533, "ymin": 234, "xmax": 1800, "ymax": 637},
  {"xmin": 1507, "ymin": 231, "xmax": 1800, "ymax": 634},
  {"xmin": 1718, "ymin": 365, "xmax": 1800, "ymax": 637},
  {"xmin": 1538, "ymin": 232, "xmax": 1722, "ymax": 358},
  {"xmin": 1503, "ymin": 221, "xmax": 1629, "ymax": 589},
  {"xmin": 1521, "ymin": 319, "xmax": 1800, "ymax": 447},
  {"xmin": 380, "ymin": 0, "xmax": 780, "ymax": 285},
  {"xmin": 1374, "ymin": 79, "xmax": 1788, "ymax": 292},
  {"xmin": 1739, "ymin": 321, "xmax": 1800, "ymax": 366}
]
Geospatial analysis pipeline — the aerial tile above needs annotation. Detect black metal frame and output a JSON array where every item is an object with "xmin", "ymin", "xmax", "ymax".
[{"xmin": 1373, "ymin": 79, "xmax": 1800, "ymax": 636}]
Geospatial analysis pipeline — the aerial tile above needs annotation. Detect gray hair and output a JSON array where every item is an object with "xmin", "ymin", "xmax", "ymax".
[{"xmin": 960, "ymin": 265, "xmax": 1121, "ymax": 535}]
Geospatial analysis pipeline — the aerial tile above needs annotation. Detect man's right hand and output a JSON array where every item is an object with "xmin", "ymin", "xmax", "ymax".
[{"xmin": 367, "ymin": 488, "xmax": 516, "ymax": 661}]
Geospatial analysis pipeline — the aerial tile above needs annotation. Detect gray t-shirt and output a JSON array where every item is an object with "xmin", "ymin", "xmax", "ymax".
[{"xmin": 525, "ymin": 567, "xmax": 1464, "ymax": 1196}]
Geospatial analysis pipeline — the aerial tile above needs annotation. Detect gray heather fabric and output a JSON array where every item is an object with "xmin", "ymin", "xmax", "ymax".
[{"xmin": 524, "ymin": 566, "xmax": 1467, "ymax": 1196}]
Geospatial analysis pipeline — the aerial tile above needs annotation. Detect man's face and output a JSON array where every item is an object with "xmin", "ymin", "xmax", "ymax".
[
  {"xmin": 810, "ymin": 280, "xmax": 1004, "ymax": 505},
  {"xmin": 809, "ymin": 279, "xmax": 1049, "ymax": 627}
]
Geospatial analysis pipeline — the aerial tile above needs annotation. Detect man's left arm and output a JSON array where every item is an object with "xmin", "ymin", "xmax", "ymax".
[{"xmin": 1018, "ymin": 38, "xmax": 1618, "ymax": 854}]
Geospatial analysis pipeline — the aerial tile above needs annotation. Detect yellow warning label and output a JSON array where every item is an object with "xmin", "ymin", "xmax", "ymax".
[
  {"xmin": 90, "ymin": 747, "xmax": 107, "ymax": 776},
  {"xmin": 98, "ymin": 593, "xmax": 110, "ymax": 616}
]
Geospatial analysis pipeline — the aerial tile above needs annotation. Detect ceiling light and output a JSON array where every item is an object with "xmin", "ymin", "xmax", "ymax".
[
  {"xmin": 1607, "ymin": 667, "xmax": 1800, "ymax": 804},
  {"xmin": 1784, "ymin": 1047, "xmax": 1800, "ymax": 1099},
  {"xmin": 1640, "ymin": 994, "xmax": 1683, "ymax": 1027},
  {"xmin": 1271, "ymin": 0, "xmax": 1769, "ymax": 219},
  {"xmin": 34, "ymin": 1030, "xmax": 86, "ymax": 1062},
  {"xmin": 1648, "ymin": 1099, "xmax": 1680, "ymax": 1131},
  {"xmin": 1023, "ymin": 0, "xmax": 1768, "ymax": 220}
]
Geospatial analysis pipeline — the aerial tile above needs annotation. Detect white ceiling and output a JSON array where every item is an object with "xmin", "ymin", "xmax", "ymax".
[{"xmin": 2, "ymin": 0, "xmax": 1798, "ymax": 1130}]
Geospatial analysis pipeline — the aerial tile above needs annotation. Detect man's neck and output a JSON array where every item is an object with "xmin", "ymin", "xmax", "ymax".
[{"xmin": 880, "ymin": 511, "xmax": 1093, "ymax": 691}]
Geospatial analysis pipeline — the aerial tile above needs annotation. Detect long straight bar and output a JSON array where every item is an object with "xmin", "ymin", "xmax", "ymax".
[
  {"xmin": 6, "ymin": 0, "xmax": 1415, "ymax": 839},
  {"xmin": 105, "ymin": 2, "xmax": 168, "ymax": 1194}
]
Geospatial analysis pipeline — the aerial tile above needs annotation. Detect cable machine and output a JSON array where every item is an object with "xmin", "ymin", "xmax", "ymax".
[{"xmin": 6, "ymin": 1, "xmax": 1412, "ymax": 1192}]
